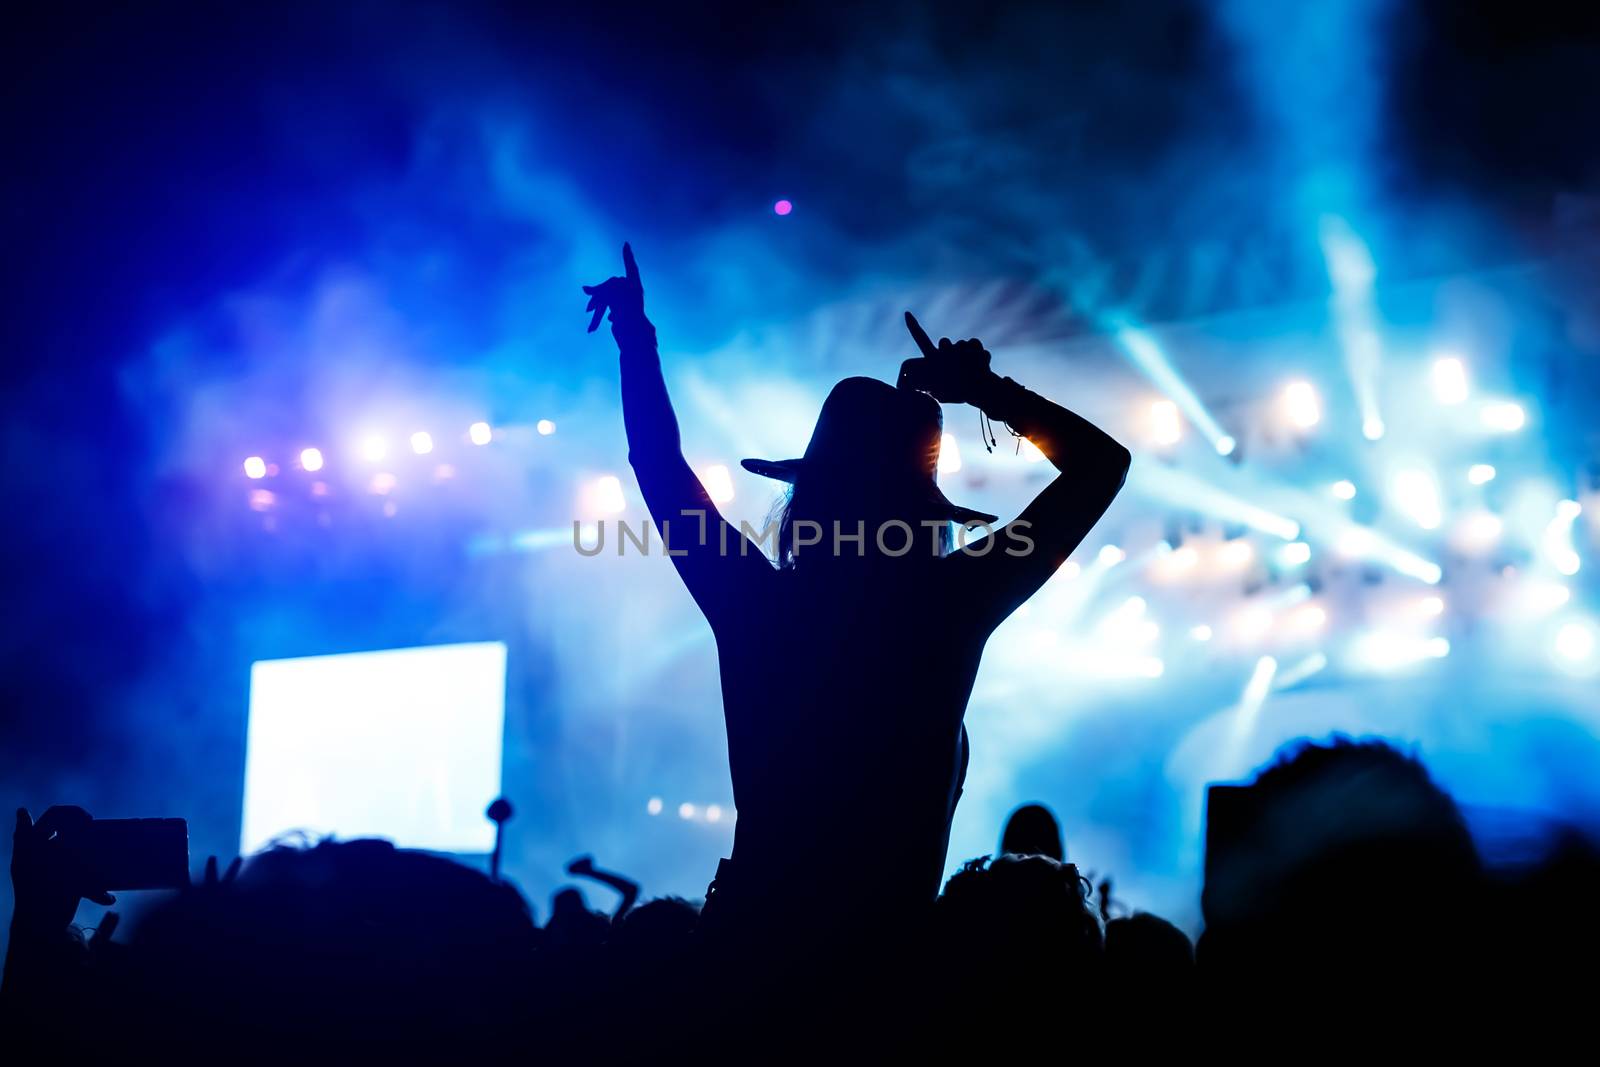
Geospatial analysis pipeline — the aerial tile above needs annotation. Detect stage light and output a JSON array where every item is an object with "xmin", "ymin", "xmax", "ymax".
[
  {"xmin": 537, "ymin": 419, "xmax": 557, "ymax": 436},
  {"xmin": 1467, "ymin": 464, "xmax": 1496, "ymax": 486},
  {"xmin": 592, "ymin": 475, "xmax": 627, "ymax": 515},
  {"xmin": 700, "ymin": 463, "xmax": 736, "ymax": 504},
  {"xmin": 1555, "ymin": 621, "xmax": 1596, "ymax": 663},
  {"xmin": 773, "ymin": 199, "xmax": 793, "ymax": 216},
  {"xmin": 1158, "ymin": 544, "xmax": 1199, "ymax": 577},
  {"xmin": 1216, "ymin": 435, "xmax": 1237, "ymax": 456},
  {"xmin": 938, "ymin": 433, "xmax": 962, "ymax": 474},
  {"xmin": 646, "ymin": 797, "xmax": 663, "ymax": 816},
  {"xmin": 1060, "ymin": 560, "xmax": 1081, "ymax": 580},
  {"xmin": 1557, "ymin": 499, "xmax": 1583, "ymax": 522},
  {"xmin": 410, "ymin": 431, "xmax": 433, "ymax": 456},
  {"xmin": 1519, "ymin": 580, "xmax": 1571, "ymax": 616},
  {"xmin": 1391, "ymin": 466, "xmax": 1443, "ymax": 530},
  {"xmin": 1431, "ymin": 355, "xmax": 1469, "ymax": 405},
  {"xmin": 678, "ymin": 803, "xmax": 696, "ymax": 820},
  {"xmin": 1282, "ymin": 381, "xmax": 1321, "ymax": 429},
  {"xmin": 1138, "ymin": 657, "xmax": 1165, "ymax": 679},
  {"xmin": 1456, "ymin": 510, "xmax": 1503, "ymax": 551},
  {"xmin": 249, "ymin": 489, "xmax": 275, "ymax": 511},
  {"xmin": 1362, "ymin": 417, "xmax": 1385, "ymax": 441},
  {"xmin": 1481, "ymin": 402, "xmax": 1525, "ymax": 433},
  {"xmin": 1218, "ymin": 539, "xmax": 1255, "ymax": 570},
  {"xmin": 1020, "ymin": 437, "xmax": 1047, "ymax": 463},
  {"xmin": 1289, "ymin": 604, "xmax": 1327, "ymax": 631},
  {"xmin": 1331, "ymin": 479, "xmax": 1357, "ymax": 500},
  {"xmin": 1337, "ymin": 525, "xmax": 1376, "ymax": 556},
  {"xmin": 300, "ymin": 447, "xmax": 324, "ymax": 472},
  {"xmin": 1151, "ymin": 400, "xmax": 1181, "ymax": 445},
  {"xmin": 1279, "ymin": 541, "xmax": 1312, "ymax": 566},
  {"xmin": 469, "ymin": 421, "xmax": 493, "ymax": 445},
  {"xmin": 1544, "ymin": 501, "xmax": 1582, "ymax": 576},
  {"xmin": 706, "ymin": 804, "xmax": 724, "ymax": 823},
  {"xmin": 244, "ymin": 456, "xmax": 267, "ymax": 479},
  {"xmin": 1350, "ymin": 631, "xmax": 1450, "ymax": 672},
  {"xmin": 1419, "ymin": 595, "xmax": 1445, "ymax": 617},
  {"xmin": 1113, "ymin": 326, "xmax": 1235, "ymax": 455},
  {"xmin": 1098, "ymin": 544, "xmax": 1126, "ymax": 566},
  {"xmin": 360, "ymin": 435, "xmax": 388, "ymax": 462},
  {"xmin": 1234, "ymin": 606, "xmax": 1273, "ymax": 640},
  {"xmin": 1275, "ymin": 652, "xmax": 1328, "ymax": 690},
  {"xmin": 370, "ymin": 472, "xmax": 397, "ymax": 495},
  {"xmin": 1190, "ymin": 624, "xmax": 1213, "ymax": 642}
]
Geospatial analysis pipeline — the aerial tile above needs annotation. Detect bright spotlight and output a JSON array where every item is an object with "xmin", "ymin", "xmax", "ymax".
[
  {"xmin": 1215, "ymin": 435, "xmax": 1237, "ymax": 457},
  {"xmin": 938, "ymin": 433, "xmax": 962, "ymax": 474},
  {"xmin": 1480, "ymin": 402, "xmax": 1526, "ymax": 433},
  {"xmin": 1544, "ymin": 501, "xmax": 1583, "ymax": 576},
  {"xmin": 1158, "ymin": 544, "xmax": 1199, "ymax": 578},
  {"xmin": 1282, "ymin": 381, "xmax": 1321, "ymax": 429},
  {"xmin": 1518, "ymin": 580, "xmax": 1570, "ymax": 616},
  {"xmin": 1555, "ymin": 621, "xmax": 1596, "ymax": 664},
  {"xmin": 1097, "ymin": 544, "xmax": 1126, "ymax": 566},
  {"xmin": 1419, "ymin": 595, "xmax": 1445, "ymax": 617},
  {"xmin": 1191, "ymin": 624, "xmax": 1213, "ymax": 642},
  {"xmin": 243, "ymin": 456, "xmax": 267, "ymax": 480},
  {"xmin": 1467, "ymin": 464, "xmax": 1496, "ymax": 485},
  {"xmin": 1019, "ymin": 437, "xmax": 1047, "ymax": 463},
  {"xmin": 1218, "ymin": 539, "xmax": 1255, "ymax": 570},
  {"xmin": 1060, "ymin": 560, "xmax": 1082, "ymax": 580},
  {"xmin": 1455, "ymin": 510, "xmax": 1503, "ymax": 552},
  {"xmin": 1362, "ymin": 417, "xmax": 1386, "ymax": 441},
  {"xmin": 1557, "ymin": 499, "xmax": 1583, "ymax": 522},
  {"xmin": 1279, "ymin": 542, "xmax": 1312, "ymax": 566},
  {"xmin": 1391, "ymin": 467, "xmax": 1442, "ymax": 530},
  {"xmin": 360, "ymin": 435, "xmax": 388, "ymax": 462},
  {"xmin": 1234, "ymin": 606, "xmax": 1273, "ymax": 640},
  {"xmin": 705, "ymin": 804, "xmax": 724, "ymax": 823},
  {"xmin": 646, "ymin": 797, "xmax": 663, "ymax": 816},
  {"xmin": 773, "ymin": 199, "xmax": 793, "ymax": 216},
  {"xmin": 1430, "ymin": 355, "xmax": 1469, "ymax": 405},
  {"xmin": 1350, "ymin": 631, "xmax": 1450, "ymax": 672},
  {"xmin": 678, "ymin": 803, "xmax": 696, "ymax": 820},
  {"xmin": 469, "ymin": 421, "xmax": 493, "ymax": 446},
  {"xmin": 1150, "ymin": 400, "xmax": 1181, "ymax": 446},
  {"xmin": 592, "ymin": 475, "xmax": 627, "ymax": 515},
  {"xmin": 410, "ymin": 432, "xmax": 433, "ymax": 456},
  {"xmin": 1290, "ymin": 604, "xmax": 1327, "ymax": 631},
  {"xmin": 1331, "ymin": 479, "xmax": 1357, "ymax": 501},
  {"xmin": 1338, "ymin": 526, "xmax": 1377, "ymax": 557},
  {"xmin": 300, "ymin": 447, "xmax": 324, "ymax": 472},
  {"xmin": 537, "ymin": 419, "xmax": 557, "ymax": 436},
  {"xmin": 699, "ymin": 463, "xmax": 736, "ymax": 504}
]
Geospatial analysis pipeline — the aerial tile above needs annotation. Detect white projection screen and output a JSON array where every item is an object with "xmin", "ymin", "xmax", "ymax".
[{"xmin": 242, "ymin": 642, "xmax": 508, "ymax": 855}]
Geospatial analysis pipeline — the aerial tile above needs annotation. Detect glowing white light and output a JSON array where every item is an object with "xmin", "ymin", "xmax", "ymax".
[
  {"xmin": 1020, "ymin": 438, "xmax": 1046, "ymax": 463},
  {"xmin": 1331, "ymin": 479, "xmax": 1357, "ymax": 501},
  {"xmin": 1362, "ymin": 417, "xmax": 1386, "ymax": 441},
  {"xmin": 1282, "ymin": 381, "xmax": 1321, "ymax": 429},
  {"xmin": 1151, "ymin": 400, "xmax": 1181, "ymax": 446},
  {"xmin": 1215, "ymin": 435, "xmax": 1237, "ymax": 456},
  {"xmin": 1480, "ymin": 402, "xmax": 1525, "ymax": 433},
  {"xmin": 705, "ymin": 804, "xmax": 723, "ymax": 823},
  {"xmin": 299, "ymin": 447, "xmax": 324, "ymax": 472},
  {"xmin": 1060, "ymin": 560, "xmax": 1081, "ymax": 580},
  {"xmin": 537, "ymin": 419, "xmax": 557, "ymax": 436},
  {"xmin": 1467, "ymin": 464, "xmax": 1496, "ymax": 485},
  {"xmin": 1338, "ymin": 526, "xmax": 1376, "ymax": 557},
  {"xmin": 938, "ymin": 433, "xmax": 962, "ymax": 474},
  {"xmin": 1190, "ymin": 624, "xmax": 1213, "ymax": 642},
  {"xmin": 1235, "ymin": 606, "xmax": 1273, "ymax": 640},
  {"xmin": 1137, "ymin": 657, "xmax": 1165, "ymax": 679},
  {"xmin": 1289, "ymin": 604, "xmax": 1327, "ymax": 631},
  {"xmin": 1218, "ymin": 539, "xmax": 1255, "ymax": 569},
  {"xmin": 360, "ymin": 435, "xmax": 388, "ymax": 462},
  {"xmin": 1544, "ymin": 501, "xmax": 1583, "ymax": 576},
  {"xmin": 1280, "ymin": 542, "xmax": 1312, "ymax": 566},
  {"xmin": 1391, "ymin": 467, "xmax": 1442, "ymax": 530},
  {"xmin": 469, "ymin": 421, "xmax": 493, "ymax": 446},
  {"xmin": 1557, "ymin": 499, "xmax": 1583, "ymax": 522},
  {"xmin": 1519, "ymin": 581, "xmax": 1570, "ymax": 616},
  {"xmin": 1418, "ymin": 595, "xmax": 1444, "ymax": 617},
  {"xmin": 646, "ymin": 797, "xmax": 664, "ymax": 816},
  {"xmin": 1431, "ymin": 355, "xmax": 1469, "ymax": 405},
  {"xmin": 592, "ymin": 475, "xmax": 627, "ymax": 515},
  {"xmin": 1456, "ymin": 510, "xmax": 1503, "ymax": 551},
  {"xmin": 1098, "ymin": 544, "xmax": 1126, "ymax": 566},
  {"xmin": 1274, "ymin": 652, "xmax": 1328, "ymax": 690},
  {"xmin": 244, "ymin": 456, "xmax": 267, "ymax": 479},
  {"xmin": 1351, "ymin": 631, "xmax": 1451, "ymax": 671},
  {"xmin": 1555, "ymin": 621, "xmax": 1596, "ymax": 663},
  {"xmin": 1554, "ymin": 552, "xmax": 1581, "ymax": 577},
  {"xmin": 410, "ymin": 431, "xmax": 433, "ymax": 455},
  {"xmin": 1160, "ymin": 545, "xmax": 1199, "ymax": 577},
  {"xmin": 700, "ymin": 464, "xmax": 736, "ymax": 504},
  {"xmin": 678, "ymin": 803, "xmax": 696, "ymax": 820}
]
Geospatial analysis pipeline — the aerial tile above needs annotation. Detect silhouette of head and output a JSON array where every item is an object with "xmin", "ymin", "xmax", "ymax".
[
  {"xmin": 1105, "ymin": 912, "xmax": 1194, "ymax": 982},
  {"xmin": 1000, "ymin": 802, "xmax": 1066, "ymax": 861},
  {"xmin": 938, "ymin": 853, "xmax": 1103, "ymax": 982},
  {"xmin": 742, "ymin": 377, "xmax": 997, "ymax": 568}
]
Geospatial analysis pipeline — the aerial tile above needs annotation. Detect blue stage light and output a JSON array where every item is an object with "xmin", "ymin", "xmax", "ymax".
[{"xmin": 243, "ymin": 456, "xmax": 267, "ymax": 479}]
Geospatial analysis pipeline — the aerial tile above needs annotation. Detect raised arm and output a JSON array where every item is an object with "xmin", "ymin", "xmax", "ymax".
[
  {"xmin": 583, "ymin": 245, "xmax": 774, "ymax": 624},
  {"xmin": 902, "ymin": 313, "xmax": 1130, "ymax": 627}
]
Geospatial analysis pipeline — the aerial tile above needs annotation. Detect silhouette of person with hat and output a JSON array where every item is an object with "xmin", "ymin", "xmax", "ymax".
[{"xmin": 583, "ymin": 245, "xmax": 1130, "ymax": 940}]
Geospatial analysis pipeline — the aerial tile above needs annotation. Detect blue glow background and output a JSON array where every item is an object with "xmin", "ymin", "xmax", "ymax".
[{"xmin": 4, "ymin": 1, "xmax": 1600, "ymax": 942}]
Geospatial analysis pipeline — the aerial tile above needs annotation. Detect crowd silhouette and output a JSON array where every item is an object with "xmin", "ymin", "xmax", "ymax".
[{"xmin": 5, "ymin": 248, "xmax": 1597, "ymax": 1056}]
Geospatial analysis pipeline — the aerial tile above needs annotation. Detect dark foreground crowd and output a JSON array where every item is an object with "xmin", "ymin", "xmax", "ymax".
[{"xmin": 4, "ymin": 735, "xmax": 1598, "ymax": 1060}]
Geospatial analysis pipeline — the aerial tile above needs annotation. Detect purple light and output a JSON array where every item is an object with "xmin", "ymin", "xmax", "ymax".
[{"xmin": 773, "ymin": 199, "xmax": 793, "ymax": 216}]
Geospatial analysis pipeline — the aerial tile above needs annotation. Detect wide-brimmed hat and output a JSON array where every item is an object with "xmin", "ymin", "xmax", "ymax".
[{"xmin": 740, "ymin": 376, "xmax": 999, "ymax": 526}]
